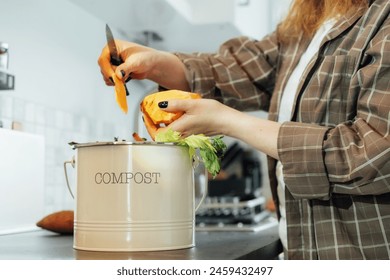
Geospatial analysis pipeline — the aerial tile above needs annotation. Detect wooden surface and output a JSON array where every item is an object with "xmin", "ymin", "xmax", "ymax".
[{"xmin": 0, "ymin": 219, "xmax": 281, "ymax": 260}]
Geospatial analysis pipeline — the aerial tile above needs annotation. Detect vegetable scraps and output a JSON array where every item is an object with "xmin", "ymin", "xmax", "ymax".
[
  {"xmin": 155, "ymin": 128, "xmax": 227, "ymax": 178},
  {"xmin": 140, "ymin": 90, "xmax": 201, "ymax": 140}
]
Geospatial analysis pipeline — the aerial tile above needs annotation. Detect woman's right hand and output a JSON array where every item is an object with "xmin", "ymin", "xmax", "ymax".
[{"xmin": 97, "ymin": 40, "xmax": 190, "ymax": 91}]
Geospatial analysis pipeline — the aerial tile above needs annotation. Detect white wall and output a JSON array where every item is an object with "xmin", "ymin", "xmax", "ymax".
[
  {"xmin": 159, "ymin": 0, "xmax": 293, "ymax": 53},
  {"xmin": 234, "ymin": 0, "xmax": 271, "ymax": 39},
  {"xmin": 0, "ymin": 0, "xmax": 155, "ymax": 217},
  {"xmin": 0, "ymin": 0, "xmax": 153, "ymax": 127},
  {"xmin": 235, "ymin": 0, "xmax": 292, "ymax": 40}
]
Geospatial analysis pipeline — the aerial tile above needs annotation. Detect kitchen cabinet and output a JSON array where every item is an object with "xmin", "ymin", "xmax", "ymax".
[{"xmin": 0, "ymin": 218, "xmax": 281, "ymax": 260}]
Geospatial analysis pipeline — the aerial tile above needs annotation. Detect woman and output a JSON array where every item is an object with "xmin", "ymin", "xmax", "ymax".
[{"xmin": 98, "ymin": 0, "xmax": 390, "ymax": 259}]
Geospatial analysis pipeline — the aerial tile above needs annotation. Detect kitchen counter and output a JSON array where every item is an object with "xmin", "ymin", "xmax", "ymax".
[{"xmin": 0, "ymin": 218, "xmax": 281, "ymax": 260}]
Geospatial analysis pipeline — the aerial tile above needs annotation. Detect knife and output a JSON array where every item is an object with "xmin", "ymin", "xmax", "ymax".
[{"xmin": 105, "ymin": 24, "xmax": 130, "ymax": 96}]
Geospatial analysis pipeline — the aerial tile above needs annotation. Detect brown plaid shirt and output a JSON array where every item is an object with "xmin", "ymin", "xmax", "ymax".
[{"xmin": 175, "ymin": 0, "xmax": 390, "ymax": 259}]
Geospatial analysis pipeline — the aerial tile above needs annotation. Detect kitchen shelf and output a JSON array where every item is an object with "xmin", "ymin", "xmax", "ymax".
[{"xmin": 0, "ymin": 69, "xmax": 15, "ymax": 90}]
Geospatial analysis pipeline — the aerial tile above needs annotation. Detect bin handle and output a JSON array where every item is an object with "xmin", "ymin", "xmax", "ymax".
[
  {"xmin": 195, "ymin": 168, "xmax": 208, "ymax": 212},
  {"xmin": 192, "ymin": 155, "xmax": 208, "ymax": 212},
  {"xmin": 64, "ymin": 156, "xmax": 75, "ymax": 199}
]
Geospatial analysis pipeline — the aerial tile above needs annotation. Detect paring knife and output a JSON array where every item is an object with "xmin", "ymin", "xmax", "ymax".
[{"xmin": 105, "ymin": 24, "xmax": 130, "ymax": 96}]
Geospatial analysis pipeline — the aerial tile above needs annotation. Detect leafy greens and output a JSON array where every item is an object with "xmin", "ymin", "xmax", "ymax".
[{"xmin": 155, "ymin": 129, "xmax": 227, "ymax": 177}]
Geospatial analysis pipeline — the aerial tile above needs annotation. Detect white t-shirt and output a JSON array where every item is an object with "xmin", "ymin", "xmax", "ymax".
[{"xmin": 277, "ymin": 19, "xmax": 336, "ymax": 249}]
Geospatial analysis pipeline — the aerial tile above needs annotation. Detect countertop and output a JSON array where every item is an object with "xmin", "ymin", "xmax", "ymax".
[{"xmin": 0, "ymin": 218, "xmax": 281, "ymax": 260}]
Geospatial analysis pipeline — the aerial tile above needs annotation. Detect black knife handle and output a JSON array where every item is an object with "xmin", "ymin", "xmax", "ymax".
[{"xmin": 110, "ymin": 56, "xmax": 122, "ymax": 66}]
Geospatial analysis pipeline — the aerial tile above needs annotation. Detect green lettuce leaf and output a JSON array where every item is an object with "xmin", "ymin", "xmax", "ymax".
[{"xmin": 155, "ymin": 129, "xmax": 227, "ymax": 177}]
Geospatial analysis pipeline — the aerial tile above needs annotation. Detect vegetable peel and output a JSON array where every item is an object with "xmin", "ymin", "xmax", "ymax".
[{"xmin": 112, "ymin": 74, "xmax": 128, "ymax": 114}]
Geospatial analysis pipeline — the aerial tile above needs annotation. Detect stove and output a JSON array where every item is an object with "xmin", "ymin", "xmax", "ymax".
[
  {"xmin": 196, "ymin": 196, "xmax": 277, "ymax": 232},
  {"xmin": 195, "ymin": 142, "xmax": 277, "ymax": 232}
]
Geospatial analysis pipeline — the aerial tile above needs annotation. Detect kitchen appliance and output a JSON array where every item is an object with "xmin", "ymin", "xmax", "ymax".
[
  {"xmin": 64, "ymin": 141, "xmax": 206, "ymax": 252},
  {"xmin": 196, "ymin": 142, "xmax": 276, "ymax": 231}
]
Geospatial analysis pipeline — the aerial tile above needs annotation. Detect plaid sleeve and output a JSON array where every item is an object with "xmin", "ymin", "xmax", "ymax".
[
  {"xmin": 278, "ymin": 122, "xmax": 331, "ymax": 199},
  {"xmin": 175, "ymin": 33, "xmax": 280, "ymax": 112}
]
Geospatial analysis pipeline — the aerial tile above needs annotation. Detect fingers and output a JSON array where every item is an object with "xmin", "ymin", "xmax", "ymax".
[
  {"xmin": 97, "ymin": 46, "xmax": 116, "ymax": 86},
  {"xmin": 115, "ymin": 65, "xmax": 132, "ymax": 83},
  {"xmin": 115, "ymin": 48, "xmax": 150, "ymax": 81},
  {"xmin": 159, "ymin": 98, "xmax": 223, "ymax": 138},
  {"xmin": 156, "ymin": 99, "xmax": 194, "ymax": 138},
  {"xmin": 115, "ymin": 47, "xmax": 134, "ymax": 82},
  {"xmin": 98, "ymin": 42, "xmax": 156, "ymax": 87},
  {"xmin": 98, "ymin": 43, "xmax": 137, "ymax": 86},
  {"xmin": 158, "ymin": 98, "xmax": 193, "ymax": 113}
]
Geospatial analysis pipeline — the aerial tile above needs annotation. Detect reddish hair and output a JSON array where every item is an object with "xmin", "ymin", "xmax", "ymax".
[{"xmin": 278, "ymin": 0, "xmax": 369, "ymax": 42}]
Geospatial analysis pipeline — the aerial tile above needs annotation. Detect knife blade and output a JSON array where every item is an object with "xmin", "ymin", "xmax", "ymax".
[{"xmin": 105, "ymin": 24, "xmax": 130, "ymax": 96}]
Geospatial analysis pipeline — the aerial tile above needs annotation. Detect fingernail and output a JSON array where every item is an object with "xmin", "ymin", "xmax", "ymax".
[
  {"xmin": 109, "ymin": 77, "xmax": 114, "ymax": 84},
  {"xmin": 120, "ymin": 70, "xmax": 126, "ymax": 78},
  {"xmin": 158, "ymin": 101, "xmax": 168, "ymax": 108},
  {"xmin": 125, "ymin": 72, "xmax": 132, "ymax": 83}
]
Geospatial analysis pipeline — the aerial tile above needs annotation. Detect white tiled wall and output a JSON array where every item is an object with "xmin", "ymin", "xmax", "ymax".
[{"xmin": 0, "ymin": 94, "xmax": 132, "ymax": 213}]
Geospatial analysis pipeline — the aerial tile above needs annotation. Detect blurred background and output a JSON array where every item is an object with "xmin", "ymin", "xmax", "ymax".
[{"xmin": 0, "ymin": 0, "xmax": 292, "ymax": 233}]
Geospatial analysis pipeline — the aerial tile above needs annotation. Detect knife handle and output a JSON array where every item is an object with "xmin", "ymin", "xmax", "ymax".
[{"xmin": 110, "ymin": 56, "xmax": 122, "ymax": 66}]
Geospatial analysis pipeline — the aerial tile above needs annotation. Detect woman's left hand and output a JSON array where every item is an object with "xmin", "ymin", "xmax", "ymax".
[{"xmin": 160, "ymin": 98, "xmax": 232, "ymax": 138}]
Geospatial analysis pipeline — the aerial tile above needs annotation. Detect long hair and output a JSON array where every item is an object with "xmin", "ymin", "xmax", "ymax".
[{"xmin": 278, "ymin": 0, "xmax": 369, "ymax": 43}]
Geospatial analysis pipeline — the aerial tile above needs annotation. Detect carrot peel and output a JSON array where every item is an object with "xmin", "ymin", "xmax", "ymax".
[{"xmin": 112, "ymin": 74, "xmax": 128, "ymax": 114}]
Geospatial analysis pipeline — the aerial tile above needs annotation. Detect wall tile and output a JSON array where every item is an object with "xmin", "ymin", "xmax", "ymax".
[{"xmin": 1, "ymin": 95, "xmax": 123, "ymax": 213}]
